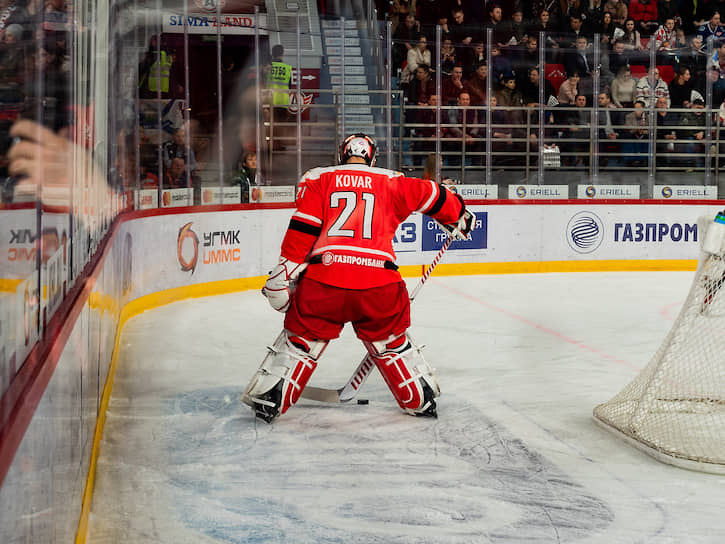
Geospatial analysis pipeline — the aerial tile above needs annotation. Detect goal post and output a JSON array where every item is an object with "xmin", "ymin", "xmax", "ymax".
[{"xmin": 593, "ymin": 212, "xmax": 725, "ymax": 474}]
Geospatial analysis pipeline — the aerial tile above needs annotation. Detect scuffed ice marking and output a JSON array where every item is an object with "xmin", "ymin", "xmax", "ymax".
[{"xmin": 158, "ymin": 387, "xmax": 613, "ymax": 543}]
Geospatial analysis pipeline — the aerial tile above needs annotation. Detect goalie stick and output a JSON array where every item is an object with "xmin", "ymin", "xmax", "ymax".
[{"xmin": 301, "ymin": 233, "xmax": 456, "ymax": 404}]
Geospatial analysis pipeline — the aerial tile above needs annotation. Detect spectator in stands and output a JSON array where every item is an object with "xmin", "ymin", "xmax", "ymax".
[
  {"xmin": 499, "ymin": 73, "xmax": 528, "ymax": 163},
  {"xmin": 709, "ymin": 39, "xmax": 725, "ymax": 73},
  {"xmin": 620, "ymin": 18, "xmax": 645, "ymax": 54},
  {"xmin": 654, "ymin": 17, "xmax": 677, "ymax": 52},
  {"xmin": 488, "ymin": 4, "xmax": 509, "ymax": 46},
  {"xmin": 465, "ymin": 62, "xmax": 488, "ymax": 105},
  {"xmin": 462, "ymin": 39, "xmax": 485, "ymax": 79},
  {"xmin": 233, "ymin": 150, "xmax": 259, "ymax": 201},
  {"xmin": 490, "ymin": 44, "xmax": 512, "ymax": 87},
  {"xmin": 629, "ymin": 0, "xmax": 659, "ymax": 35},
  {"xmin": 668, "ymin": 66, "xmax": 693, "ymax": 107},
  {"xmin": 696, "ymin": 11, "xmax": 725, "ymax": 49},
  {"xmin": 497, "ymin": 74, "xmax": 525, "ymax": 119},
  {"xmin": 678, "ymin": 97, "xmax": 708, "ymax": 168},
  {"xmin": 557, "ymin": 71, "xmax": 580, "ymax": 105},
  {"xmin": 0, "ymin": 23, "xmax": 25, "ymax": 92},
  {"xmin": 401, "ymin": 35, "xmax": 432, "ymax": 87},
  {"xmin": 565, "ymin": 35, "xmax": 595, "ymax": 97},
  {"xmin": 593, "ymin": 11, "xmax": 618, "ymax": 48},
  {"xmin": 654, "ymin": 95, "xmax": 678, "ymax": 166},
  {"xmin": 707, "ymin": 64, "xmax": 725, "ymax": 105},
  {"xmin": 0, "ymin": 1, "xmax": 31, "ymax": 41},
  {"xmin": 528, "ymin": 8, "xmax": 555, "ymax": 37},
  {"xmin": 679, "ymin": 35, "xmax": 708, "ymax": 89},
  {"xmin": 442, "ymin": 64, "xmax": 465, "ymax": 105},
  {"xmin": 407, "ymin": 63, "xmax": 435, "ymax": 103},
  {"xmin": 163, "ymin": 126, "xmax": 196, "ymax": 171},
  {"xmin": 557, "ymin": 14, "xmax": 589, "ymax": 50},
  {"xmin": 635, "ymin": 66, "xmax": 671, "ymax": 107},
  {"xmin": 521, "ymin": 66, "xmax": 557, "ymax": 106},
  {"xmin": 449, "ymin": 7, "xmax": 475, "ymax": 54},
  {"xmin": 503, "ymin": 8, "xmax": 528, "ymax": 46},
  {"xmin": 514, "ymin": 36, "xmax": 540, "ymax": 89},
  {"xmin": 603, "ymin": 0, "xmax": 628, "ymax": 26},
  {"xmin": 608, "ymin": 40, "xmax": 628, "ymax": 76},
  {"xmin": 444, "ymin": 91, "xmax": 480, "ymax": 165},
  {"xmin": 138, "ymin": 36, "xmax": 183, "ymax": 99},
  {"xmin": 598, "ymin": 91, "xmax": 621, "ymax": 165},
  {"xmin": 562, "ymin": 93, "xmax": 590, "ymax": 167},
  {"xmin": 392, "ymin": 13, "xmax": 420, "ymax": 81},
  {"xmin": 163, "ymin": 156, "xmax": 190, "ymax": 189},
  {"xmin": 623, "ymin": 99, "xmax": 650, "ymax": 165},
  {"xmin": 611, "ymin": 65, "xmax": 637, "ymax": 108},
  {"xmin": 440, "ymin": 37, "xmax": 457, "ymax": 75},
  {"xmin": 488, "ymin": 94, "xmax": 516, "ymax": 166},
  {"xmin": 583, "ymin": 0, "xmax": 605, "ymax": 36},
  {"xmin": 530, "ymin": 1, "xmax": 562, "ymax": 28},
  {"xmin": 565, "ymin": 35, "xmax": 594, "ymax": 76}
]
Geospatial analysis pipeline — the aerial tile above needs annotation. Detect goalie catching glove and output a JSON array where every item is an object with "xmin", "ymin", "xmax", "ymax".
[
  {"xmin": 438, "ymin": 205, "xmax": 476, "ymax": 241},
  {"xmin": 262, "ymin": 257, "xmax": 308, "ymax": 312}
]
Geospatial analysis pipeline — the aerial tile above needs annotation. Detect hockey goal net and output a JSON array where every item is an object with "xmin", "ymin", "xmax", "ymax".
[{"xmin": 593, "ymin": 214, "xmax": 725, "ymax": 473}]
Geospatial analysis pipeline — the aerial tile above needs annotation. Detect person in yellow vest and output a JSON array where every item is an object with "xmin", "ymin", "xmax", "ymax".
[
  {"xmin": 265, "ymin": 44, "xmax": 292, "ymax": 149},
  {"xmin": 138, "ymin": 36, "xmax": 182, "ymax": 99}
]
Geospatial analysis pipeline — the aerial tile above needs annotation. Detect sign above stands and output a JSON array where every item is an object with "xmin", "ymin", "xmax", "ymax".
[{"xmin": 162, "ymin": 12, "xmax": 268, "ymax": 35}]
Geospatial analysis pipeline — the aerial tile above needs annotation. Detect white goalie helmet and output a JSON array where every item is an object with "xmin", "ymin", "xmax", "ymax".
[{"xmin": 339, "ymin": 133, "xmax": 377, "ymax": 166}]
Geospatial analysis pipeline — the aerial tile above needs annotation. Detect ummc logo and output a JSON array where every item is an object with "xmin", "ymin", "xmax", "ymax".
[
  {"xmin": 566, "ymin": 211, "xmax": 604, "ymax": 254},
  {"xmin": 516, "ymin": 186, "xmax": 527, "ymax": 198},
  {"xmin": 585, "ymin": 185, "xmax": 596, "ymax": 197},
  {"xmin": 177, "ymin": 222, "xmax": 199, "ymax": 273},
  {"xmin": 661, "ymin": 186, "xmax": 673, "ymax": 198}
]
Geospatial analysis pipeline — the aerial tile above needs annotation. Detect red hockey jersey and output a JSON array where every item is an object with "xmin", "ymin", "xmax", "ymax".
[{"xmin": 279, "ymin": 163, "xmax": 465, "ymax": 289}]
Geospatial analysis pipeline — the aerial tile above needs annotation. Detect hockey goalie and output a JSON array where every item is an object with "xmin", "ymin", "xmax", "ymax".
[{"xmin": 241, "ymin": 133, "xmax": 475, "ymax": 422}]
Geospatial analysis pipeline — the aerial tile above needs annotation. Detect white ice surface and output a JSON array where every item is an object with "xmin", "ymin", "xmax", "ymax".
[{"xmin": 87, "ymin": 272, "xmax": 725, "ymax": 543}]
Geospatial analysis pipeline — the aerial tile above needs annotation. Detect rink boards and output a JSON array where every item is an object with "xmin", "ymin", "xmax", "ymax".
[{"xmin": 0, "ymin": 199, "xmax": 723, "ymax": 543}]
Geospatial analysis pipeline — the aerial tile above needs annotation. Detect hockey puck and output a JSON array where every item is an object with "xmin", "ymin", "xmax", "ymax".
[{"xmin": 357, "ymin": 399, "xmax": 369, "ymax": 405}]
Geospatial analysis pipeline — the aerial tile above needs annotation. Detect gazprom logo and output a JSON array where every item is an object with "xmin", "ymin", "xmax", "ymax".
[
  {"xmin": 566, "ymin": 211, "xmax": 604, "ymax": 254},
  {"xmin": 661, "ymin": 186, "xmax": 673, "ymax": 198}
]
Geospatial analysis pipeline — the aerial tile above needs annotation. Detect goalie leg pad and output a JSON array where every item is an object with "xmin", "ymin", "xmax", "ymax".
[
  {"xmin": 364, "ymin": 333, "xmax": 440, "ymax": 417},
  {"xmin": 242, "ymin": 331, "xmax": 327, "ymax": 422}
]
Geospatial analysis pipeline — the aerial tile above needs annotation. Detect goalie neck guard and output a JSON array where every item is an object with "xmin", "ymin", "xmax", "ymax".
[{"xmin": 339, "ymin": 133, "xmax": 377, "ymax": 166}]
